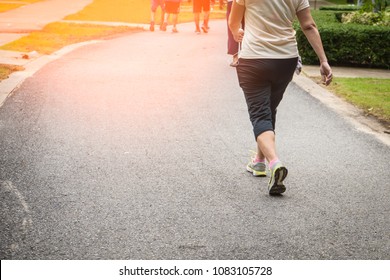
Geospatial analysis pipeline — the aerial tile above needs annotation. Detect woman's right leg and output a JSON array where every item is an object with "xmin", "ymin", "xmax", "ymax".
[{"xmin": 237, "ymin": 58, "xmax": 295, "ymax": 194}]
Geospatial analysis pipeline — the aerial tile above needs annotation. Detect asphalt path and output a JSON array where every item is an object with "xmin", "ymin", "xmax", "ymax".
[{"xmin": 0, "ymin": 20, "xmax": 389, "ymax": 260}]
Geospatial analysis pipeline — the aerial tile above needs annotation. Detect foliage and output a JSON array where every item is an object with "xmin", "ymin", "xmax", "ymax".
[
  {"xmin": 360, "ymin": 0, "xmax": 389, "ymax": 12},
  {"xmin": 319, "ymin": 5, "xmax": 359, "ymax": 11},
  {"xmin": 295, "ymin": 11, "xmax": 390, "ymax": 68},
  {"xmin": 323, "ymin": 0, "xmax": 352, "ymax": 4},
  {"xmin": 342, "ymin": 10, "xmax": 390, "ymax": 26}
]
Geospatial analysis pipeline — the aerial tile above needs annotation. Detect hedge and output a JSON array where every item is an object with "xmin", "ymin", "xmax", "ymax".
[
  {"xmin": 319, "ymin": 5, "xmax": 360, "ymax": 11},
  {"xmin": 294, "ymin": 11, "xmax": 390, "ymax": 68}
]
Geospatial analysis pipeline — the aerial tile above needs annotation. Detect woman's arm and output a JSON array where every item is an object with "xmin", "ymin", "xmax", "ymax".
[
  {"xmin": 297, "ymin": 7, "xmax": 332, "ymax": 85},
  {"xmin": 228, "ymin": 1, "xmax": 245, "ymax": 42}
]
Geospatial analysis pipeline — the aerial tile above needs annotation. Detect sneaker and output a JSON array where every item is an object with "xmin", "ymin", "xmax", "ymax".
[
  {"xmin": 246, "ymin": 159, "xmax": 267, "ymax": 177},
  {"xmin": 149, "ymin": 22, "xmax": 155, "ymax": 32},
  {"xmin": 268, "ymin": 163, "xmax": 288, "ymax": 195}
]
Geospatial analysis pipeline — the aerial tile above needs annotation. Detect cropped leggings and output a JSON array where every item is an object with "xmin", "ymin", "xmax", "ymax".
[{"xmin": 236, "ymin": 57, "xmax": 298, "ymax": 140}]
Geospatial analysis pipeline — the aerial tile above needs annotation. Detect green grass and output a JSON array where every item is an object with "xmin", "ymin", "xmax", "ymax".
[
  {"xmin": 65, "ymin": 0, "xmax": 151, "ymax": 23},
  {"xmin": 65, "ymin": 0, "xmax": 226, "ymax": 24},
  {"xmin": 0, "ymin": 64, "xmax": 24, "ymax": 80},
  {"xmin": 0, "ymin": 22, "xmax": 141, "ymax": 55},
  {"xmin": 0, "ymin": 0, "xmax": 43, "ymax": 13},
  {"xmin": 327, "ymin": 77, "xmax": 390, "ymax": 124}
]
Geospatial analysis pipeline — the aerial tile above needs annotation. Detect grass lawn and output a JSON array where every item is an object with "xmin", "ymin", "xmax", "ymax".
[
  {"xmin": 0, "ymin": 0, "xmax": 43, "ymax": 13},
  {"xmin": 0, "ymin": 64, "xmax": 24, "ymax": 80},
  {"xmin": 0, "ymin": 22, "xmax": 142, "ymax": 55},
  {"xmin": 327, "ymin": 77, "xmax": 390, "ymax": 125},
  {"xmin": 65, "ymin": 0, "xmax": 226, "ymax": 24}
]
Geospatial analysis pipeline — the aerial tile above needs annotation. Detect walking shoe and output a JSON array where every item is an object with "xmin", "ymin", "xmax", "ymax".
[
  {"xmin": 268, "ymin": 163, "xmax": 288, "ymax": 195},
  {"xmin": 246, "ymin": 159, "xmax": 267, "ymax": 177}
]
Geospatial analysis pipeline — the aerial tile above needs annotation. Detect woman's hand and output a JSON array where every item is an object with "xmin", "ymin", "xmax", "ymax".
[
  {"xmin": 320, "ymin": 61, "xmax": 332, "ymax": 86},
  {"xmin": 228, "ymin": 1, "xmax": 245, "ymax": 43},
  {"xmin": 233, "ymin": 28, "xmax": 244, "ymax": 43}
]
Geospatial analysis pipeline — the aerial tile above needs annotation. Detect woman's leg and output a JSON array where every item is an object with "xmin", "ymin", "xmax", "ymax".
[{"xmin": 237, "ymin": 58, "xmax": 297, "ymax": 194}]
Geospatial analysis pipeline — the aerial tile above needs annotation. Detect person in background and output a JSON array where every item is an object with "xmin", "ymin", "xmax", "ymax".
[
  {"xmin": 219, "ymin": 0, "xmax": 225, "ymax": 9},
  {"xmin": 162, "ymin": 0, "xmax": 182, "ymax": 33},
  {"xmin": 193, "ymin": 0, "xmax": 211, "ymax": 34},
  {"xmin": 150, "ymin": 0, "xmax": 166, "ymax": 31},
  {"xmin": 226, "ymin": 0, "xmax": 244, "ymax": 66},
  {"xmin": 229, "ymin": 0, "xmax": 332, "ymax": 195}
]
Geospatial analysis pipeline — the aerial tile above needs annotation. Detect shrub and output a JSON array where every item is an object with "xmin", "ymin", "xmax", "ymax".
[
  {"xmin": 294, "ymin": 11, "xmax": 390, "ymax": 68},
  {"xmin": 319, "ymin": 5, "xmax": 360, "ymax": 11},
  {"xmin": 360, "ymin": 0, "xmax": 389, "ymax": 12},
  {"xmin": 342, "ymin": 10, "xmax": 390, "ymax": 26}
]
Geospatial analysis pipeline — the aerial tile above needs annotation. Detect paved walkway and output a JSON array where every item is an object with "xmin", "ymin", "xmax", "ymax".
[
  {"xmin": 0, "ymin": 0, "xmax": 93, "ymax": 33},
  {"xmin": 0, "ymin": 0, "xmax": 390, "ymax": 262},
  {"xmin": 0, "ymin": 0, "xmax": 389, "ymax": 135},
  {"xmin": 0, "ymin": 0, "xmax": 388, "ymax": 76},
  {"xmin": 1, "ymin": 18, "xmax": 389, "ymax": 261}
]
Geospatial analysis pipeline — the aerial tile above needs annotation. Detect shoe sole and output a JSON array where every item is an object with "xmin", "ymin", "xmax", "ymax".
[
  {"xmin": 268, "ymin": 166, "xmax": 288, "ymax": 195},
  {"xmin": 246, "ymin": 165, "xmax": 266, "ymax": 177}
]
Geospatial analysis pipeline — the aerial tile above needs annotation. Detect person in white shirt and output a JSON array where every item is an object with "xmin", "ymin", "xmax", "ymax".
[{"xmin": 229, "ymin": 0, "xmax": 332, "ymax": 195}]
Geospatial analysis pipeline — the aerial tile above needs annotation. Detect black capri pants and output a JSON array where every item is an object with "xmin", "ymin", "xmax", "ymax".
[{"xmin": 236, "ymin": 57, "xmax": 298, "ymax": 140}]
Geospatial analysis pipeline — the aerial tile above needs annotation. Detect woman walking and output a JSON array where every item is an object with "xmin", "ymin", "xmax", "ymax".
[{"xmin": 229, "ymin": 0, "xmax": 332, "ymax": 195}]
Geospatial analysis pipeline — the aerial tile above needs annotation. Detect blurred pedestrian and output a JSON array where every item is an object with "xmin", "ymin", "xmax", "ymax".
[
  {"xmin": 193, "ymin": 0, "xmax": 211, "ymax": 34},
  {"xmin": 226, "ymin": 0, "xmax": 244, "ymax": 66},
  {"xmin": 162, "ymin": 0, "xmax": 182, "ymax": 33},
  {"xmin": 150, "ymin": 0, "xmax": 166, "ymax": 31}
]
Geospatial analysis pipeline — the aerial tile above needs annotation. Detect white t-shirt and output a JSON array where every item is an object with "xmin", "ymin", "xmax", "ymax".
[{"xmin": 236, "ymin": 0, "xmax": 310, "ymax": 59}]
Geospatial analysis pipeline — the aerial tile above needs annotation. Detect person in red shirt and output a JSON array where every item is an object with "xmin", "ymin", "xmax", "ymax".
[
  {"xmin": 162, "ymin": 0, "xmax": 182, "ymax": 33},
  {"xmin": 150, "ymin": 0, "xmax": 166, "ymax": 31},
  {"xmin": 193, "ymin": 0, "xmax": 211, "ymax": 34}
]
